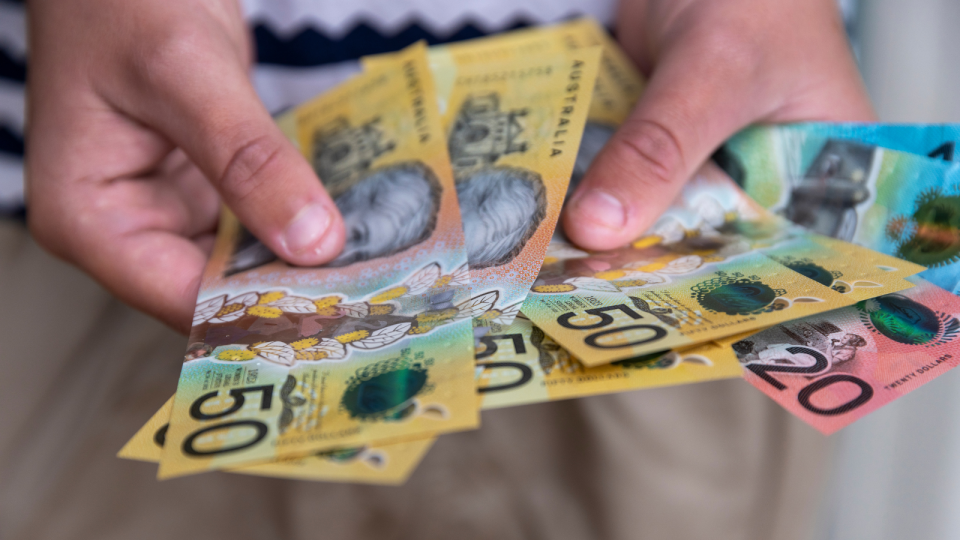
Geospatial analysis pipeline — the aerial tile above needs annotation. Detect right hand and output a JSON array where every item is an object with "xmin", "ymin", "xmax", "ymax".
[{"xmin": 26, "ymin": 0, "xmax": 346, "ymax": 333}]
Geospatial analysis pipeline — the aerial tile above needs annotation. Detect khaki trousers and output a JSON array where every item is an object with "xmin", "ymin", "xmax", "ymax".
[{"xmin": 0, "ymin": 221, "xmax": 830, "ymax": 540}]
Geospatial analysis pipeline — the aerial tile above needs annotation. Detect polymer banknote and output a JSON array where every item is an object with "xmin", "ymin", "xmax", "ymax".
[
  {"xmin": 476, "ymin": 315, "xmax": 742, "ymax": 408},
  {"xmin": 521, "ymin": 163, "xmax": 900, "ymax": 367},
  {"xmin": 722, "ymin": 277, "xmax": 960, "ymax": 434},
  {"xmin": 364, "ymin": 23, "xmax": 643, "ymax": 330},
  {"xmin": 437, "ymin": 48, "xmax": 601, "ymax": 327},
  {"xmin": 721, "ymin": 123, "xmax": 960, "ymax": 172},
  {"xmin": 763, "ymin": 235, "xmax": 922, "ymax": 301},
  {"xmin": 121, "ymin": 398, "xmax": 434, "ymax": 485},
  {"xmin": 499, "ymin": 33, "xmax": 917, "ymax": 366},
  {"xmin": 722, "ymin": 126, "xmax": 960, "ymax": 293},
  {"xmin": 160, "ymin": 45, "xmax": 481, "ymax": 478},
  {"xmin": 363, "ymin": 17, "xmax": 644, "ymax": 123}
]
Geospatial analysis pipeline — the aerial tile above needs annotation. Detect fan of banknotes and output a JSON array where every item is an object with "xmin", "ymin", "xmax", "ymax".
[{"xmin": 117, "ymin": 18, "xmax": 960, "ymax": 485}]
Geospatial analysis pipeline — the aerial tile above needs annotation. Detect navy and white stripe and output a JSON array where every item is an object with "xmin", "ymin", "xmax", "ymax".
[{"xmin": 0, "ymin": 0, "xmax": 25, "ymax": 217}]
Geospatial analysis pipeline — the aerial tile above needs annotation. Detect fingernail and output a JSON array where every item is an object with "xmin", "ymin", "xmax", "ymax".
[
  {"xmin": 283, "ymin": 202, "xmax": 332, "ymax": 255},
  {"xmin": 573, "ymin": 190, "xmax": 627, "ymax": 229}
]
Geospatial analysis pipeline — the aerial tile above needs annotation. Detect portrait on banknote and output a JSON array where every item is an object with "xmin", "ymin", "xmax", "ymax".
[{"xmin": 448, "ymin": 93, "xmax": 547, "ymax": 269}]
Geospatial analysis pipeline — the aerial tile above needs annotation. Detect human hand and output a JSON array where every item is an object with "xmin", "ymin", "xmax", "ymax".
[
  {"xmin": 26, "ymin": 0, "xmax": 345, "ymax": 333},
  {"xmin": 563, "ymin": 0, "xmax": 876, "ymax": 249}
]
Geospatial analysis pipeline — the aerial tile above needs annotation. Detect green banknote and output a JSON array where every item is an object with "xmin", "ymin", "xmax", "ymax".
[
  {"xmin": 160, "ymin": 45, "xmax": 482, "ymax": 479},
  {"xmin": 723, "ymin": 125, "xmax": 960, "ymax": 293}
]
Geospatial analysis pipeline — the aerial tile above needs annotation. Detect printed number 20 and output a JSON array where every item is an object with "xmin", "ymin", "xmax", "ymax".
[{"xmin": 747, "ymin": 346, "xmax": 874, "ymax": 416}]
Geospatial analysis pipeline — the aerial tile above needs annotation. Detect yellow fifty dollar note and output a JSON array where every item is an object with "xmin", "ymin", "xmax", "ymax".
[
  {"xmin": 476, "ymin": 316, "xmax": 742, "ymax": 408},
  {"xmin": 525, "ymin": 155, "xmax": 917, "ymax": 366},
  {"xmin": 439, "ymin": 48, "xmax": 601, "ymax": 327},
  {"xmin": 122, "ymin": 399, "xmax": 433, "ymax": 485},
  {"xmin": 762, "ymin": 235, "xmax": 922, "ymax": 301},
  {"xmin": 160, "ymin": 44, "xmax": 480, "ymax": 479},
  {"xmin": 363, "ymin": 18, "xmax": 644, "ymax": 122}
]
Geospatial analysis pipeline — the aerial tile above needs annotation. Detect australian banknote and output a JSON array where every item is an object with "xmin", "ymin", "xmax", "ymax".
[
  {"xmin": 723, "ymin": 126, "xmax": 960, "ymax": 293},
  {"xmin": 121, "ymin": 398, "xmax": 434, "ymax": 485},
  {"xmin": 365, "ymin": 21, "xmax": 644, "ymax": 328},
  {"xmin": 436, "ymin": 48, "xmax": 601, "ymax": 327},
  {"xmin": 476, "ymin": 315, "xmax": 742, "ymax": 408},
  {"xmin": 719, "ymin": 277, "xmax": 960, "ymax": 434},
  {"xmin": 502, "ymin": 32, "xmax": 918, "ymax": 366},
  {"xmin": 521, "ymin": 162, "xmax": 911, "ymax": 367},
  {"xmin": 719, "ymin": 123, "xmax": 960, "ymax": 176},
  {"xmin": 363, "ymin": 18, "xmax": 644, "ymax": 123},
  {"xmin": 160, "ymin": 45, "xmax": 483, "ymax": 479}
]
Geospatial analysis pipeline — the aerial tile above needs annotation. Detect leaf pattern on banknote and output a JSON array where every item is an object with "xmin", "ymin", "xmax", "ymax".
[
  {"xmin": 491, "ymin": 303, "xmax": 522, "ymax": 325},
  {"xmin": 193, "ymin": 295, "xmax": 226, "ymax": 326},
  {"xmin": 267, "ymin": 295, "xmax": 317, "ymax": 314},
  {"xmin": 207, "ymin": 292, "xmax": 259, "ymax": 324},
  {"xmin": 403, "ymin": 262, "xmax": 442, "ymax": 294},
  {"xmin": 564, "ymin": 277, "xmax": 620, "ymax": 293},
  {"xmin": 339, "ymin": 302, "xmax": 371, "ymax": 318},
  {"xmin": 251, "ymin": 341, "xmax": 296, "ymax": 366},
  {"xmin": 437, "ymin": 263, "xmax": 470, "ymax": 288},
  {"xmin": 301, "ymin": 338, "xmax": 347, "ymax": 360},
  {"xmin": 350, "ymin": 323, "xmax": 413, "ymax": 350},
  {"xmin": 453, "ymin": 291, "xmax": 499, "ymax": 321}
]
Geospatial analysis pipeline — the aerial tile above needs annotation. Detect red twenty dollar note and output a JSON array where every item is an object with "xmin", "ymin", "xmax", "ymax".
[{"xmin": 731, "ymin": 276, "xmax": 960, "ymax": 434}]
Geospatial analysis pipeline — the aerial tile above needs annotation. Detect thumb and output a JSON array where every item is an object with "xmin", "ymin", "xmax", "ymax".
[
  {"xmin": 128, "ymin": 41, "xmax": 346, "ymax": 266},
  {"xmin": 563, "ymin": 18, "xmax": 875, "ymax": 251},
  {"xmin": 562, "ymin": 36, "xmax": 765, "ymax": 251}
]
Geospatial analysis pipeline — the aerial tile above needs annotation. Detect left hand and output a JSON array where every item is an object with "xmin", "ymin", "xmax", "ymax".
[{"xmin": 563, "ymin": 0, "xmax": 876, "ymax": 249}]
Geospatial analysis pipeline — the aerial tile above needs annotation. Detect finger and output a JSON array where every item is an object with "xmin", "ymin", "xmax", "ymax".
[
  {"xmin": 563, "ymin": 14, "xmax": 874, "ymax": 250},
  {"xmin": 119, "ymin": 35, "xmax": 345, "ymax": 266},
  {"xmin": 30, "ymin": 174, "xmax": 217, "ymax": 331},
  {"xmin": 95, "ymin": 231, "xmax": 209, "ymax": 334},
  {"xmin": 156, "ymin": 149, "xmax": 222, "ymax": 236}
]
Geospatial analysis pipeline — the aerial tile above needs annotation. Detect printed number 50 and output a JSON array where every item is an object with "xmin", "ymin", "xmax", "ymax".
[
  {"xmin": 181, "ymin": 385, "xmax": 274, "ymax": 457},
  {"xmin": 557, "ymin": 304, "xmax": 667, "ymax": 349}
]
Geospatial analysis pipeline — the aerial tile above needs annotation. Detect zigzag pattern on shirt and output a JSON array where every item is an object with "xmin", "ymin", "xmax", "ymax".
[
  {"xmin": 241, "ymin": 0, "xmax": 615, "ymax": 40},
  {"xmin": 253, "ymin": 18, "xmax": 538, "ymax": 67},
  {"xmin": 0, "ymin": 48, "xmax": 25, "ymax": 83},
  {"xmin": 0, "ymin": 125, "xmax": 22, "ymax": 156}
]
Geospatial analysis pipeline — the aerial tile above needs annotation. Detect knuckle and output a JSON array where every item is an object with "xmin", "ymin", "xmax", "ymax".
[
  {"xmin": 615, "ymin": 119, "xmax": 684, "ymax": 188},
  {"xmin": 216, "ymin": 135, "xmax": 284, "ymax": 204},
  {"xmin": 134, "ymin": 26, "xmax": 213, "ymax": 85},
  {"xmin": 697, "ymin": 25, "xmax": 763, "ymax": 77}
]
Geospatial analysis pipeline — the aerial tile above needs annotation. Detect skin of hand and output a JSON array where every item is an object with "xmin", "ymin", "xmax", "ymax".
[
  {"xmin": 26, "ymin": 0, "xmax": 345, "ymax": 333},
  {"xmin": 563, "ymin": 0, "xmax": 877, "ymax": 249}
]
